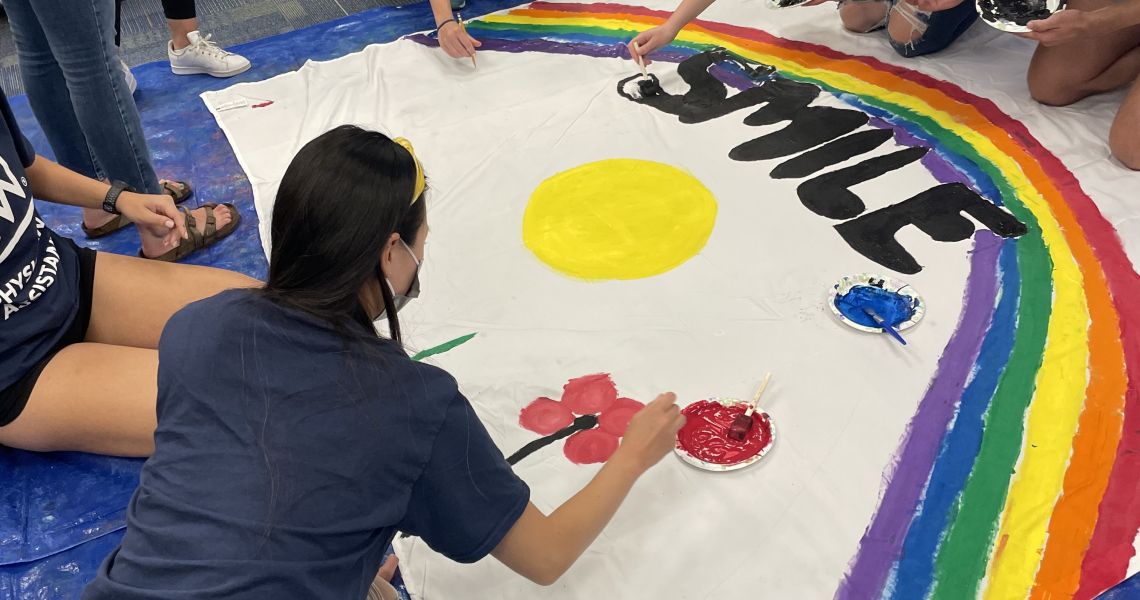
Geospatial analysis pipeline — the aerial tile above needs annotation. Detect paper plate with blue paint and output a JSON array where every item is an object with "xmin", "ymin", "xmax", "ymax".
[{"xmin": 828, "ymin": 273, "xmax": 925, "ymax": 334}]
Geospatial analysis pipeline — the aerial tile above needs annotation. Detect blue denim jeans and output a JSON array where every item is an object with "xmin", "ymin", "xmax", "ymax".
[
  {"xmin": 4, "ymin": 0, "xmax": 161, "ymax": 195},
  {"xmin": 852, "ymin": 0, "xmax": 978, "ymax": 58}
]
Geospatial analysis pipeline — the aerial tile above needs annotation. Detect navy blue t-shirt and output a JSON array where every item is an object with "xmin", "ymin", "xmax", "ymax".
[
  {"xmin": 85, "ymin": 289, "xmax": 530, "ymax": 599},
  {"xmin": 0, "ymin": 91, "xmax": 81, "ymax": 390}
]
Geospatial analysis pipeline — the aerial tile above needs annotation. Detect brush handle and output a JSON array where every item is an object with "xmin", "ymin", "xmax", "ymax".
[
  {"xmin": 632, "ymin": 41, "xmax": 648, "ymax": 76},
  {"xmin": 747, "ymin": 373, "xmax": 772, "ymax": 412},
  {"xmin": 880, "ymin": 322, "xmax": 908, "ymax": 346},
  {"xmin": 863, "ymin": 307, "xmax": 907, "ymax": 346}
]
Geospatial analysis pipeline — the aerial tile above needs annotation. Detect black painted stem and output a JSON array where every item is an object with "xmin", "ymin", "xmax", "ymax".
[{"xmin": 506, "ymin": 414, "xmax": 598, "ymax": 466}]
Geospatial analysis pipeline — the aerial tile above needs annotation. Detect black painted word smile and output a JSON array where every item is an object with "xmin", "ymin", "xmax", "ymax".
[{"xmin": 618, "ymin": 48, "xmax": 1027, "ymax": 274}]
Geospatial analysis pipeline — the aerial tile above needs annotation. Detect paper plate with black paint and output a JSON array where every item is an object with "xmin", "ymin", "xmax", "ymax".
[
  {"xmin": 977, "ymin": 0, "xmax": 1065, "ymax": 33},
  {"xmin": 764, "ymin": 0, "xmax": 812, "ymax": 9},
  {"xmin": 828, "ymin": 273, "xmax": 925, "ymax": 334}
]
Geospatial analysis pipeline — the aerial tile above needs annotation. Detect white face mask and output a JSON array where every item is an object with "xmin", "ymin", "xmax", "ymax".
[{"xmin": 380, "ymin": 239, "xmax": 421, "ymax": 316}]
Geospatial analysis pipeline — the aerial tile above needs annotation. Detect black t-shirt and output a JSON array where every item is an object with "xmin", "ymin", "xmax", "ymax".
[
  {"xmin": 84, "ymin": 289, "xmax": 530, "ymax": 599},
  {"xmin": 0, "ymin": 91, "xmax": 81, "ymax": 389}
]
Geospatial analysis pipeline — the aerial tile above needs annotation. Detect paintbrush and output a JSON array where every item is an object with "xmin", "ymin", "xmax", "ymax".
[
  {"xmin": 727, "ymin": 373, "xmax": 772, "ymax": 441},
  {"xmin": 863, "ymin": 307, "xmax": 907, "ymax": 346},
  {"xmin": 459, "ymin": 14, "xmax": 476, "ymax": 70},
  {"xmin": 632, "ymin": 41, "xmax": 648, "ymax": 77}
]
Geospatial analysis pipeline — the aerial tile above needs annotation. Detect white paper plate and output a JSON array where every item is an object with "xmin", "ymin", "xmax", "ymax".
[
  {"xmin": 764, "ymin": 0, "xmax": 812, "ymax": 8},
  {"xmin": 828, "ymin": 273, "xmax": 925, "ymax": 334},
  {"xmin": 977, "ymin": 0, "xmax": 1065, "ymax": 33},
  {"xmin": 674, "ymin": 397, "xmax": 776, "ymax": 472}
]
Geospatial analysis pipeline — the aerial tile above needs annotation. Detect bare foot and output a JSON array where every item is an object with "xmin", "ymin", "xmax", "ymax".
[{"xmin": 139, "ymin": 204, "xmax": 234, "ymax": 259}]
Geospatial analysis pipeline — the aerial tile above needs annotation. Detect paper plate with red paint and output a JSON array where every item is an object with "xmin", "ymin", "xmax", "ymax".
[{"xmin": 674, "ymin": 397, "xmax": 776, "ymax": 472}]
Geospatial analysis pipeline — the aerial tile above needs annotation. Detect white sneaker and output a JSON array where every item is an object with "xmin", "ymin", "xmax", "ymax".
[
  {"xmin": 168, "ymin": 31, "xmax": 251, "ymax": 78},
  {"xmin": 119, "ymin": 58, "xmax": 137, "ymax": 95}
]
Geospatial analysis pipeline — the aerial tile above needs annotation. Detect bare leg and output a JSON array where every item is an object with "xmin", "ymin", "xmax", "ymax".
[
  {"xmin": 887, "ymin": 2, "xmax": 924, "ymax": 47},
  {"xmin": 1027, "ymin": 0, "xmax": 1140, "ymax": 105},
  {"xmin": 841, "ymin": 0, "xmax": 891, "ymax": 33},
  {"xmin": 0, "ymin": 250, "xmax": 257, "ymax": 455},
  {"xmin": 167, "ymin": 17, "xmax": 197, "ymax": 51},
  {"xmin": 88, "ymin": 250, "xmax": 257, "ymax": 349},
  {"xmin": 1030, "ymin": 41, "xmax": 1140, "ymax": 105},
  {"xmin": 1109, "ymin": 78, "xmax": 1140, "ymax": 169},
  {"xmin": 0, "ymin": 343, "xmax": 158, "ymax": 456}
]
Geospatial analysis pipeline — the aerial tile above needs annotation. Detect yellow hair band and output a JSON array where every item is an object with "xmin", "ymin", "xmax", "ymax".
[{"xmin": 393, "ymin": 137, "xmax": 426, "ymax": 204}]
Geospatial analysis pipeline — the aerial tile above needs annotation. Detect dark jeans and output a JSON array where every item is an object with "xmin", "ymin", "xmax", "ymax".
[
  {"xmin": 889, "ymin": 0, "xmax": 978, "ymax": 58},
  {"xmin": 5, "ymin": 0, "xmax": 161, "ymax": 194}
]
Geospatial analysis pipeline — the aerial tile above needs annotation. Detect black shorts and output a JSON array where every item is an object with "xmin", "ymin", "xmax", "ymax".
[{"xmin": 0, "ymin": 242, "xmax": 97, "ymax": 427}]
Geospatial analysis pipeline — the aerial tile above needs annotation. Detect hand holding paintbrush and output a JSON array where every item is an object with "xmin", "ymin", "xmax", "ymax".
[
  {"xmin": 633, "ymin": 41, "xmax": 648, "ymax": 76},
  {"xmin": 728, "ymin": 373, "xmax": 772, "ymax": 441},
  {"xmin": 459, "ymin": 15, "xmax": 476, "ymax": 69},
  {"xmin": 433, "ymin": 10, "xmax": 481, "ymax": 66}
]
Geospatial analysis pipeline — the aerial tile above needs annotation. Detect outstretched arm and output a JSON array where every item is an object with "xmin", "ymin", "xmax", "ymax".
[
  {"xmin": 491, "ymin": 393, "xmax": 685, "ymax": 585},
  {"xmin": 428, "ymin": 0, "xmax": 483, "ymax": 60},
  {"xmin": 628, "ymin": 0, "xmax": 720, "ymax": 62}
]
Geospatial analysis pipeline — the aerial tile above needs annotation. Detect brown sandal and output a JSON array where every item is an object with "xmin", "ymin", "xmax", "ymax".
[
  {"xmin": 82, "ymin": 180, "xmax": 194, "ymax": 239},
  {"xmin": 161, "ymin": 180, "xmax": 193, "ymax": 204},
  {"xmin": 81, "ymin": 214, "xmax": 131, "ymax": 239},
  {"xmin": 139, "ymin": 203, "xmax": 241, "ymax": 262}
]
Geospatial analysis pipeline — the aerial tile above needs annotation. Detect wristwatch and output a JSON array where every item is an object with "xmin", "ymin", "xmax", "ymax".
[{"xmin": 102, "ymin": 180, "xmax": 135, "ymax": 215}]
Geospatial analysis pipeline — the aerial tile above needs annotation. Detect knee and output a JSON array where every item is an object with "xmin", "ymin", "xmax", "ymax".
[
  {"xmin": 1027, "ymin": 59, "xmax": 1085, "ymax": 106},
  {"xmin": 1109, "ymin": 125, "xmax": 1140, "ymax": 170},
  {"xmin": 888, "ymin": 4, "xmax": 977, "ymax": 58},
  {"xmin": 1028, "ymin": 77, "xmax": 1082, "ymax": 106},
  {"xmin": 887, "ymin": 18, "xmax": 925, "ymax": 54},
  {"xmin": 841, "ymin": 2, "xmax": 890, "ymax": 33}
]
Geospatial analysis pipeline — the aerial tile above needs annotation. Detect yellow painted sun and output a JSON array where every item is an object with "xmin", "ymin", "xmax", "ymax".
[{"xmin": 522, "ymin": 159, "xmax": 718, "ymax": 281}]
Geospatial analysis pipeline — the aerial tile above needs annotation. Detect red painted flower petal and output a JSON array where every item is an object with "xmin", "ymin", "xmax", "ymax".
[
  {"xmin": 519, "ymin": 397, "xmax": 574, "ymax": 435},
  {"xmin": 597, "ymin": 397, "xmax": 645, "ymax": 436},
  {"xmin": 561, "ymin": 373, "xmax": 618, "ymax": 415},
  {"xmin": 563, "ymin": 429, "xmax": 620, "ymax": 464}
]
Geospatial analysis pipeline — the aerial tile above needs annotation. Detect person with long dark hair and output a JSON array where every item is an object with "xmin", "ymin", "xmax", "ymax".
[{"xmin": 84, "ymin": 125, "xmax": 685, "ymax": 599}]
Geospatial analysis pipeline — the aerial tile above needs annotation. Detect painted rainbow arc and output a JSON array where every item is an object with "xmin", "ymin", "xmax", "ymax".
[{"xmin": 414, "ymin": 4, "xmax": 1140, "ymax": 598}]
